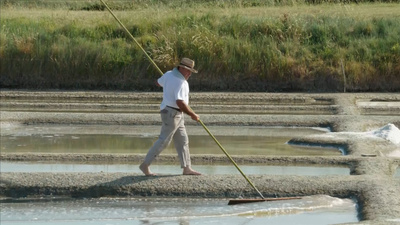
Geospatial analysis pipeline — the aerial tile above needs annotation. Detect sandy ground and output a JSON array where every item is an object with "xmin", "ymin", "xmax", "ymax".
[{"xmin": 1, "ymin": 90, "xmax": 400, "ymax": 224}]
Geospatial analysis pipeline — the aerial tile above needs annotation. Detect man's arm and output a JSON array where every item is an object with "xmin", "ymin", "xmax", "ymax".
[{"xmin": 176, "ymin": 100, "xmax": 199, "ymax": 121}]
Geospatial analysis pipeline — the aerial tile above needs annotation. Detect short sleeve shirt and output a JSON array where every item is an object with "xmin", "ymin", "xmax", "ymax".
[{"xmin": 158, "ymin": 67, "xmax": 189, "ymax": 110}]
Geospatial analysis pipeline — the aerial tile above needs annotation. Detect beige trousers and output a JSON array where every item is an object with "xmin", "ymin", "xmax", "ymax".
[{"xmin": 143, "ymin": 107, "xmax": 191, "ymax": 168}]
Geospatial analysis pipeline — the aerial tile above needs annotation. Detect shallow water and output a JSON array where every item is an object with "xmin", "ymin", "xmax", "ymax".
[
  {"xmin": 0, "ymin": 161, "xmax": 350, "ymax": 176},
  {"xmin": 0, "ymin": 125, "xmax": 342, "ymax": 156},
  {"xmin": 0, "ymin": 195, "xmax": 358, "ymax": 225}
]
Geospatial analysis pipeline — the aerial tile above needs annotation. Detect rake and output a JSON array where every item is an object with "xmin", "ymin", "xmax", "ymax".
[{"xmin": 99, "ymin": 0, "xmax": 300, "ymax": 205}]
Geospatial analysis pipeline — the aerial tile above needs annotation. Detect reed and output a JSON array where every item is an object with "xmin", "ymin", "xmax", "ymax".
[
  {"xmin": 1, "ymin": 2, "xmax": 399, "ymax": 91},
  {"xmin": 2, "ymin": 0, "xmax": 399, "ymax": 9}
]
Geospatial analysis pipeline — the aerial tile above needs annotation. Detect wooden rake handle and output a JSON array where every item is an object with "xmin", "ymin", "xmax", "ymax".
[
  {"xmin": 100, "ymin": 0, "xmax": 264, "ymax": 200},
  {"xmin": 197, "ymin": 119, "xmax": 265, "ymax": 200}
]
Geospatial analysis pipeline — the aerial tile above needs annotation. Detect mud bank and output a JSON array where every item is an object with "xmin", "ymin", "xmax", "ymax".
[
  {"xmin": 1, "ymin": 91, "xmax": 400, "ymax": 224},
  {"xmin": 1, "ymin": 91, "xmax": 400, "ymax": 131},
  {"xmin": 1, "ymin": 172, "xmax": 399, "ymax": 222}
]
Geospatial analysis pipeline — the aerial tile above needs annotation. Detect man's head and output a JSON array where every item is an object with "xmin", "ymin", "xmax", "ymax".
[
  {"xmin": 178, "ymin": 57, "xmax": 197, "ymax": 80},
  {"xmin": 178, "ymin": 58, "xmax": 198, "ymax": 73}
]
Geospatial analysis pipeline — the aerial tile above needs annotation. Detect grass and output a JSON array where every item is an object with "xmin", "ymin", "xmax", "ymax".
[{"xmin": 1, "ymin": 1, "xmax": 399, "ymax": 91}]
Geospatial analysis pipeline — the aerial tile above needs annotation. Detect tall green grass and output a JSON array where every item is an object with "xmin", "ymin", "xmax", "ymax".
[
  {"xmin": 2, "ymin": 0, "xmax": 399, "ymax": 9},
  {"xmin": 1, "ymin": 2, "xmax": 399, "ymax": 91}
]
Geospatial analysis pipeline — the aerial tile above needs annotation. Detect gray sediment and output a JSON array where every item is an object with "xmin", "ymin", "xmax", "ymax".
[{"xmin": 1, "ymin": 90, "xmax": 400, "ymax": 224}]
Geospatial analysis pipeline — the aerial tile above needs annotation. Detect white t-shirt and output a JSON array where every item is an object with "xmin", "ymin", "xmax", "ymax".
[{"xmin": 157, "ymin": 67, "xmax": 189, "ymax": 110}]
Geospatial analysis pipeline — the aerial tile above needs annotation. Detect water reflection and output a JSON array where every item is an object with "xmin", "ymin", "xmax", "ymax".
[
  {"xmin": 0, "ymin": 125, "xmax": 341, "ymax": 156},
  {"xmin": 0, "ymin": 195, "xmax": 358, "ymax": 225},
  {"xmin": 0, "ymin": 161, "xmax": 350, "ymax": 175}
]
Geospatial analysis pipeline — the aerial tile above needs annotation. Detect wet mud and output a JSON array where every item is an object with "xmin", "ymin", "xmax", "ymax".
[{"xmin": 1, "ymin": 90, "xmax": 400, "ymax": 224}]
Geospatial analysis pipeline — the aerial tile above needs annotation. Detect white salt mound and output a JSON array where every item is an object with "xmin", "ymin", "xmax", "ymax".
[{"xmin": 368, "ymin": 123, "xmax": 400, "ymax": 145}]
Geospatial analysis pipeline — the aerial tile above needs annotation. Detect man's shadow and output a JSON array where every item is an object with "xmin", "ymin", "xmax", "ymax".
[{"xmin": 83, "ymin": 174, "xmax": 181, "ymax": 198}]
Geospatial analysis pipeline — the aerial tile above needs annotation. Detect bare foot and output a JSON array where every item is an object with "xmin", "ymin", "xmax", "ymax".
[
  {"xmin": 139, "ymin": 163, "xmax": 156, "ymax": 176},
  {"xmin": 183, "ymin": 167, "xmax": 202, "ymax": 175}
]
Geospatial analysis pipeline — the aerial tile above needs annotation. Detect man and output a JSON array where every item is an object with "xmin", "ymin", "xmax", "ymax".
[{"xmin": 139, "ymin": 58, "xmax": 201, "ymax": 176}]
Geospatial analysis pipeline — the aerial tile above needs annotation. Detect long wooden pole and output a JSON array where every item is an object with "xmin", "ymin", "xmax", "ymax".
[
  {"xmin": 198, "ymin": 120, "xmax": 265, "ymax": 199},
  {"xmin": 100, "ymin": 0, "xmax": 164, "ymax": 76},
  {"xmin": 100, "ymin": 0, "xmax": 264, "ymax": 200}
]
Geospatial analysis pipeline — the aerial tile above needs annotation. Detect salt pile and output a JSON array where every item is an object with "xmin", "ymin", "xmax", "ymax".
[
  {"xmin": 313, "ymin": 123, "xmax": 400, "ymax": 157},
  {"xmin": 368, "ymin": 123, "xmax": 400, "ymax": 145}
]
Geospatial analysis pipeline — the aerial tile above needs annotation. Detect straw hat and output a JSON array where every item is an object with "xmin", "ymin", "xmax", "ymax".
[{"xmin": 179, "ymin": 58, "xmax": 198, "ymax": 73}]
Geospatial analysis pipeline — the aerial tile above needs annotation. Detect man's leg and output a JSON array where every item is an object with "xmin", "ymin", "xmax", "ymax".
[
  {"xmin": 140, "ymin": 108, "xmax": 179, "ymax": 175},
  {"xmin": 173, "ymin": 117, "xmax": 201, "ymax": 175},
  {"xmin": 173, "ymin": 123, "xmax": 191, "ymax": 168}
]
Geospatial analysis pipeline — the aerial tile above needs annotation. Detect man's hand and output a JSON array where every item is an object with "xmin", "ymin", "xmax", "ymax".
[
  {"xmin": 176, "ymin": 100, "xmax": 200, "ymax": 121},
  {"xmin": 190, "ymin": 113, "xmax": 200, "ymax": 122}
]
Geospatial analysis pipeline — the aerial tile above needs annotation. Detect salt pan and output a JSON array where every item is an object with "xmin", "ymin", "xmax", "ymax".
[{"xmin": 368, "ymin": 123, "xmax": 400, "ymax": 145}]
